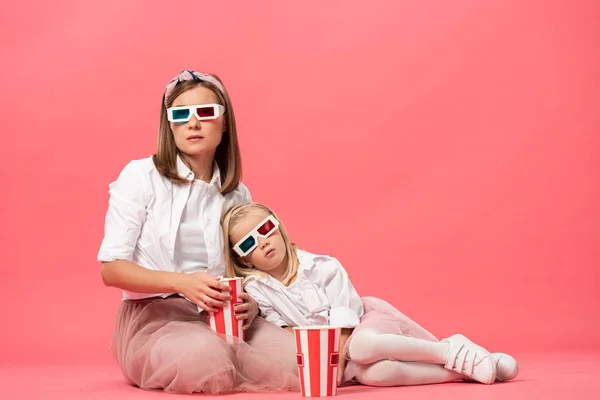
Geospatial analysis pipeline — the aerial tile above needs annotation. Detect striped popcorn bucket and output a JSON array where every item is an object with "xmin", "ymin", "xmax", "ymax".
[
  {"xmin": 293, "ymin": 326, "xmax": 341, "ymax": 397},
  {"xmin": 207, "ymin": 277, "xmax": 245, "ymax": 344}
]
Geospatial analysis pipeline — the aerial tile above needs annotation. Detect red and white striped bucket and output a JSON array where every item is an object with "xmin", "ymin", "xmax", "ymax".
[
  {"xmin": 207, "ymin": 277, "xmax": 245, "ymax": 344},
  {"xmin": 293, "ymin": 326, "xmax": 341, "ymax": 397}
]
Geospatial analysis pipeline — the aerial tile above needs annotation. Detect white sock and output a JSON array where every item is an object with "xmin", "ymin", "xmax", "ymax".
[
  {"xmin": 349, "ymin": 329, "xmax": 449, "ymax": 365},
  {"xmin": 357, "ymin": 360, "xmax": 462, "ymax": 387}
]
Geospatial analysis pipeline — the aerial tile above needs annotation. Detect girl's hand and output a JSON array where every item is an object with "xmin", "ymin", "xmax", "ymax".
[
  {"xmin": 178, "ymin": 272, "xmax": 231, "ymax": 313},
  {"xmin": 337, "ymin": 328, "xmax": 353, "ymax": 385},
  {"xmin": 234, "ymin": 292, "xmax": 259, "ymax": 329}
]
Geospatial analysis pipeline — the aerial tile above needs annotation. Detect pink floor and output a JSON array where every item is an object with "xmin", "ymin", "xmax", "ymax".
[{"xmin": 1, "ymin": 352, "xmax": 598, "ymax": 399}]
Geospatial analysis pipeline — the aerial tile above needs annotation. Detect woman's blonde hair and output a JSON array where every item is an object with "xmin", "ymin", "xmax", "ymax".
[
  {"xmin": 222, "ymin": 202, "xmax": 299, "ymax": 286},
  {"xmin": 152, "ymin": 74, "xmax": 243, "ymax": 194}
]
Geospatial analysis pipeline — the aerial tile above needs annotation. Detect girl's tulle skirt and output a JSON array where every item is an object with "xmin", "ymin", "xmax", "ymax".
[{"xmin": 342, "ymin": 296, "xmax": 439, "ymax": 384}]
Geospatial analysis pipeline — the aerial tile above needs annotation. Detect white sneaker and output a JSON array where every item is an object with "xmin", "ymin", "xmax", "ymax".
[
  {"xmin": 441, "ymin": 334, "xmax": 496, "ymax": 385},
  {"xmin": 494, "ymin": 353, "xmax": 518, "ymax": 381},
  {"xmin": 463, "ymin": 353, "xmax": 519, "ymax": 382}
]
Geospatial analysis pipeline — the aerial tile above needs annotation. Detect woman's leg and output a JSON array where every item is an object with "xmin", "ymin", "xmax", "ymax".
[
  {"xmin": 113, "ymin": 297, "xmax": 238, "ymax": 394},
  {"xmin": 126, "ymin": 320, "xmax": 237, "ymax": 394},
  {"xmin": 242, "ymin": 317, "xmax": 300, "ymax": 391}
]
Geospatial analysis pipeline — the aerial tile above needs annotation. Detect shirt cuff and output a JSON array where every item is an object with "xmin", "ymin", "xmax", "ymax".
[
  {"xmin": 262, "ymin": 312, "xmax": 288, "ymax": 327},
  {"xmin": 329, "ymin": 307, "xmax": 361, "ymax": 328}
]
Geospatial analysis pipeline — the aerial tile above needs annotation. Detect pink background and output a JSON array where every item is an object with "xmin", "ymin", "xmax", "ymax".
[{"xmin": 1, "ymin": 0, "xmax": 598, "ymax": 367}]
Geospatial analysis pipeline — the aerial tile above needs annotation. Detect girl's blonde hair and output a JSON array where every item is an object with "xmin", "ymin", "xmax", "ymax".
[
  {"xmin": 222, "ymin": 202, "xmax": 299, "ymax": 286},
  {"xmin": 152, "ymin": 75, "xmax": 243, "ymax": 194}
]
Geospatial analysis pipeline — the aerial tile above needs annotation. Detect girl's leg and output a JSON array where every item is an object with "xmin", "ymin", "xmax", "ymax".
[
  {"xmin": 356, "ymin": 360, "xmax": 462, "ymax": 387},
  {"xmin": 349, "ymin": 330, "xmax": 496, "ymax": 384},
  {"xmin": 348, "ymin": 329, "xmax": 448, "ymax": 364}
]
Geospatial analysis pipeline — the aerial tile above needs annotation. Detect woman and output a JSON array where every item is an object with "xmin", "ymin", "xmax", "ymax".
[{"xmin": 97, "ymin": 70, "xmax": 298, "ymax": 394}]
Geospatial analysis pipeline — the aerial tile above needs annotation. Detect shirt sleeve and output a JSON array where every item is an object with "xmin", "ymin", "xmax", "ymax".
[
  {"xmin": 240, "ymin": 182, "xmax": 252, "ymax": 203},
  {"xmin": 223, "ymin": 182, "xmax": 252, "ymax": 214},
  {"xmin": 322, "ymin": 258, "xmax": 364, "ymax": 328},
  {"xmin": 97, "ymin": 161, "xmax": 149, "ymax": 263},
  {"xmin": 244, "ymin": 281, "xmax": 289, "ymax": 327}
]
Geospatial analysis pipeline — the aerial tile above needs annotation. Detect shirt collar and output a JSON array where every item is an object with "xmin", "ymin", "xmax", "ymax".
[
  {"xmin": 176, "ymin": 154, "xmax": 221, "ymax": 188},
  {"xmin": 296, "ymin": 249, "xmax": 315, "ymax": 268}
]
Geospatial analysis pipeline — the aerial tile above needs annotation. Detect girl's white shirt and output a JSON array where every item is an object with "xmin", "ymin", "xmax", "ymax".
[{"xmin": 244, "ymin": 249, "xmax": 364, "ymax": 328}]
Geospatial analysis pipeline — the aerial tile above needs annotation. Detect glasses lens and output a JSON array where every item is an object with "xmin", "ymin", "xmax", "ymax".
[
  {"xmin": 239, "ymin": 236, "xmax": 256, "ymax": 253},
  {"xmin": 257, "ymin": 219, "xmax": 276, "ymax": 236},
  {"xmin": 172, "ymin": 108, "xmax": 190, "ymax": 121},
  {"xmin": 196, "ymin": 105, "xmax": 216, "ymax": 118}
]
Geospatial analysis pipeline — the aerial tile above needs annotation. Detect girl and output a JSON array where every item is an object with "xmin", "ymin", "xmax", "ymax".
[
  {"xmin": 98, "ymin": 70, "xmax": 298, "ymax": 394},
  {"xmin": 222, "ymin": 202, "xmax": 519, "ymax": 387}
]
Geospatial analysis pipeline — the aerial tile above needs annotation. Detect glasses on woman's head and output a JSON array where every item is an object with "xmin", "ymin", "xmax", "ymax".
[
  {"xmin": 167, "ymin": 103, "xmax": 225, "ymax": 124},
  {"xmin": 233, "ymin": 215, "xmax": 280, "ymax": 257}
]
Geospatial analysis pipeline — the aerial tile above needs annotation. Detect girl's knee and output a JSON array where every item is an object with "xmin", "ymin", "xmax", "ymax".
[{"xmin": 347, "ymin": 329, "xmax": 380, "ymax": 363}]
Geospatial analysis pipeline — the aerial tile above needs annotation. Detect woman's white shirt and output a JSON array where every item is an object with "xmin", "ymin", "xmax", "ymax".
[
  {"xmin": 97, "ymin": 156, "xmax": 251, "ymax": 300},
  {"xmin": 175, "ymin": 179, "xmax": 210, "ymax": 274}
]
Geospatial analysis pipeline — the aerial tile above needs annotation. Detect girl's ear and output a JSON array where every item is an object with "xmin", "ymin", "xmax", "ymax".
[{"xmin": 240, "ymin": 257, "xmax": 253, "ymax": 268}]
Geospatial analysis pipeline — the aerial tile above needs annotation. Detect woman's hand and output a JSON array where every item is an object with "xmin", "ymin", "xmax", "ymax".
[
  {"xmin": 177, "ymin": 272, "xmax": 231, "ymax": 313},
  {"xmin": 234, "ymin": 292, "xmax": 259, "ymax": 330}
]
